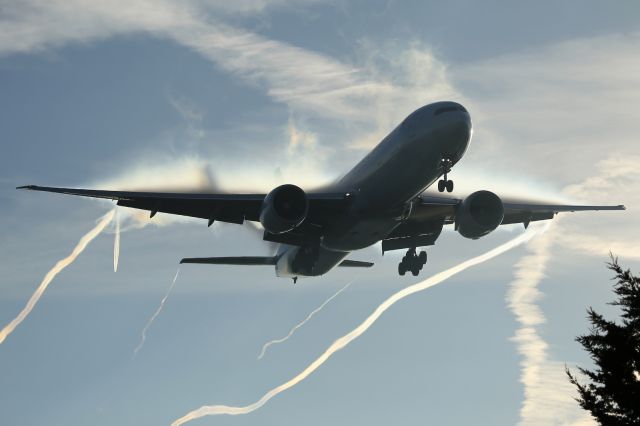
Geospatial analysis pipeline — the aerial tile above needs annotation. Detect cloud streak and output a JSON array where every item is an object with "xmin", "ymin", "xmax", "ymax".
[
  {"xmin": 0, "ymin": 1, "xmax": 409, "ymax": 121},
  {"xmin": 557, "ymin": 155, "xmax": 640, "ymax": 260},
  {"xmin": 113, "ymin": 209, "xmax": 121, "ymax": 272}
]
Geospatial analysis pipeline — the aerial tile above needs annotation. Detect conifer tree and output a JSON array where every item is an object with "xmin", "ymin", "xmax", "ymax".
[{"xmin": 566, "ymin": 256, "xmax": 640, "ymax": 425}]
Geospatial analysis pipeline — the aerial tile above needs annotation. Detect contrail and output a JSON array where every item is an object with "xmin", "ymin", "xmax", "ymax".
[
  {"xmin": 507, "ymin": 224, "xmax": 556, "ymax": 424},
  {"xmin": 171, "ymin": 229, "xmax": 540, "ymax": 425},
  {"xmin": 508, "ymin": 223, "xmax": 596, "ymax": 425},
  {"xmin": 258, "ymin": 278, "xmax": 356, "ymax": 360},
  {"xmin": 0, "ymin": 210, "xmax": 115, "ymax": 345},
  {"xmin": 133, "ymin": 268, "xmax": 181, "ymax": 358},
  {"xmin": 114, "ymin": 209, "xmax": 121, "ymax": 272}
]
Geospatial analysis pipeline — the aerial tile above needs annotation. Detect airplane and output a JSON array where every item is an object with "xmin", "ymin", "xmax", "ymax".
[{"xmin": 18, "ymin": 101, "xmax": 625, "ymax": 282}]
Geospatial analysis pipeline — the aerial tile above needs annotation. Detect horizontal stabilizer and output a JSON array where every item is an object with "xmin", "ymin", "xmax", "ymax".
[
  {"xmin": 338, "ymin": 260, "xmax": 374, "ymax": 268},
  {"xmin": 180, "ymin": 256, "xmax": 277, "ymax": 265}
]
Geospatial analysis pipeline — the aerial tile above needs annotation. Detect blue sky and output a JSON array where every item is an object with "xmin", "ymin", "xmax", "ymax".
[{"xmin": 1, "ymin": 1, "xmax": 640, "ymax": 425}]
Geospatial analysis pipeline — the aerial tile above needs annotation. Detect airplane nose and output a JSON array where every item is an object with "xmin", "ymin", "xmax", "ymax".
[
  {"xmin": 463, "ymin": 114, "xmax": 473, "ymax": 140},
  {"xmin": 434, "ymin": 107, "xmax": 472, "ymax": 158},
  {"xmin": 406, "ymin": 101, "xmax": 472, "ymax": 149},
  {"xmin": 440, "ymin": 109, "xmax": 471, "ymax": 136},
  {"xmin": 452, "ymin": 115, "xmax": 472, "ymax": 144}
]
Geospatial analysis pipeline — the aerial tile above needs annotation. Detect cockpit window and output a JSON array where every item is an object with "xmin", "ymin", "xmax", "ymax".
[{"xmin": 434, "ymin": 105, "xmax": 467, "ymax": 116}]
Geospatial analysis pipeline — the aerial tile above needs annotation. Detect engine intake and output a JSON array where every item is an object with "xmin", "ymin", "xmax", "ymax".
[
  {"xmin": 260, "ymin": 184, "xmax": 309, "ymax": 234},
  {"xmin": 456, "ymin": 190, "xmax": 504, "ymax": 239}
]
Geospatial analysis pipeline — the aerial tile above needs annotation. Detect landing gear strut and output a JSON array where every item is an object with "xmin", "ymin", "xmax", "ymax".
[
  {"xmin": 438, "ymin": 158, "xmax": 454, "ymax": 193},
  {"xmin": 398, "ymin": 248, "xmax": 427, "ymax": 276}
]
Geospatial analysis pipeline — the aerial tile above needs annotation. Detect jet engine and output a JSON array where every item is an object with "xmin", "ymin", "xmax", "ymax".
[
  {"xmin": 259, "ymin": 184, "xmax": 309, "ymax": 234},
  {"xmin": 456, "ymin": 190, "xmax": 504, "ymax": 239}
]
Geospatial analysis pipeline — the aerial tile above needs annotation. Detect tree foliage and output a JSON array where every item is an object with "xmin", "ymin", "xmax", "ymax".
[{"xmin": 566, "ymin": 256, "xmax": 640, "ymax": 425}]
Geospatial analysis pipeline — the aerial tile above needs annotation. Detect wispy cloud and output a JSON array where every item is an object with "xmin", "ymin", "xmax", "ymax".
[
  {"xmin": 558, "ymin": 155, "xmax": 640, "ymax": 260},
  {"xmin": 454, "ymin": 33, "xmax": 640, "ymax": 187},
  {"xmin": 0, "ymin": 2, "xmax": 397, "ymax": 120},
  {"xmin": 286, "ymin": 115, "xmax": 317, "ymax": 153},
  {"xmin": 456, "ymin": 30, "xmax": 640, "ymax": 259}
]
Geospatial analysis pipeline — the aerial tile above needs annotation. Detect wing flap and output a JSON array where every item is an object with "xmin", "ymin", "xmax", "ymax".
[
  {"xmin": 502, "ymin": 202, "xmax": 626, "ymax": 213},
  {"xmin": 338, "ymin": 260, "xmax": 374, "ymax": 268}
]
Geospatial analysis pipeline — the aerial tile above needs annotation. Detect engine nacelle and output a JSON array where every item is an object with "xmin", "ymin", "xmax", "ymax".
[
  {"xmin": 456, "ymin": 190, "xmax": 504, "ymax": 239},
  {"xmin": 259, "ymin": 184, "xmax": 309, "ymax": 234}
]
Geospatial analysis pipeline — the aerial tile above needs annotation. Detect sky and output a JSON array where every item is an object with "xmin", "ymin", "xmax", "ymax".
[{"xmin": 1, "ymin": 1, "xmax": 640, "ymax": 425}]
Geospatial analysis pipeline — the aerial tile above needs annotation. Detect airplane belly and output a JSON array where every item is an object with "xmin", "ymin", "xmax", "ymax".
[
  {"xmin": 276, "ymin": 245, "xmax": 349, "ymax": 277},
  {"xmin": 321, "ymin": 217, "xmax": 399, "ymax": 251}
]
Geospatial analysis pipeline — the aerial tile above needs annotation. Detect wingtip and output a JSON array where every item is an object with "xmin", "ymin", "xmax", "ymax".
[{"xmin": 16, "ymin": 185, "xmax": 35, "ymax": 190}]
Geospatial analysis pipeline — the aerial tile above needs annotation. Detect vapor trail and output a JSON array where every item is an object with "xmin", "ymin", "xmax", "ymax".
[
  {"xmin": 114, "ymin": 209, "xmax": 121, "ymax": 272},
  {"xmin": 0, "ymin": 210, "xmax": 115, "ymax": 345},
  {"xmin": 133, "ymin": 268, "xmax": 181, "ymax": 358},
  {"xmin": 507, "ymin": 224, "xmax": 554, "ymax": 422},
  {"xmin": 258, "ymin": 279, "xmax": 356, "ymax": 360},
  {"xmin": 507, "ymin": 223, "xmax": 594, "ymax": 425},
  {"xmin": 171, "ymin": 229, "xmax": 540, "ymax": 425}
]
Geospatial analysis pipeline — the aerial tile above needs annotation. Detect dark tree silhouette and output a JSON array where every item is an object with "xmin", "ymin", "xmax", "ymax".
[{"xmin": 566, "ymin": 256, "xmax": 640, "ymax": 425}]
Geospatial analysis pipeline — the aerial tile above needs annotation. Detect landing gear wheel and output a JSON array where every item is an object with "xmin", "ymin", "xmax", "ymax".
[
  {"xmin": 411, "ymin": 265, "xmax": 420, "ymax": 276},
  {"xmin": 398, "ymin": 248, "xmax": 429, "ymax": 276},
  {"xmin": 438, "ymin": 157, "xmax": 454, "ymax": 193},
  {"xmin": 398, "ymin": 262, "xmax": 407, "ymax": 276}
]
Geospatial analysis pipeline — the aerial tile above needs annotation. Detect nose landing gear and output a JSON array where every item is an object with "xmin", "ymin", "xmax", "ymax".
[
  {"xmin": 438, "ymin": 158, "xmax": 454, "ymax": 193},
  {"xmin": 398, "ymin": 248, "xmax": 427, "ymax": 276}
]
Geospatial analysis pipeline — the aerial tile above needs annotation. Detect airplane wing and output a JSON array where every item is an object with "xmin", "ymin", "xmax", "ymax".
[
  {"xmin": 417, "ymin": 194, "xmax": 625, "ymax": 225},
  {"xmin": 498, "ymin": 201, "xmax": 626, "ymax": 227},
  {"xmin": 16, "ymin": 185, "xmax": 348, "ymax": 226},
  {"xmin": 382, "ymin": 193, "xmax": 625, "ymax": 252}
]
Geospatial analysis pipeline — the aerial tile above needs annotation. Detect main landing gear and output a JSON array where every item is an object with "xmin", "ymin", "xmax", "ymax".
[
  {"xmin": 398, "ymin": 248, "xmax": 427, "ymax": 276},
  {"xmin": 438, "ymin": 158, "xmax": 454, "ymax": 193}
]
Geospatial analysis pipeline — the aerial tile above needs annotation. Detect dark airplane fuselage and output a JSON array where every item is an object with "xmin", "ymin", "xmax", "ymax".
[{"xmin": 276, "ymin": 101, "xmax": 473, "ymax": 278}]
